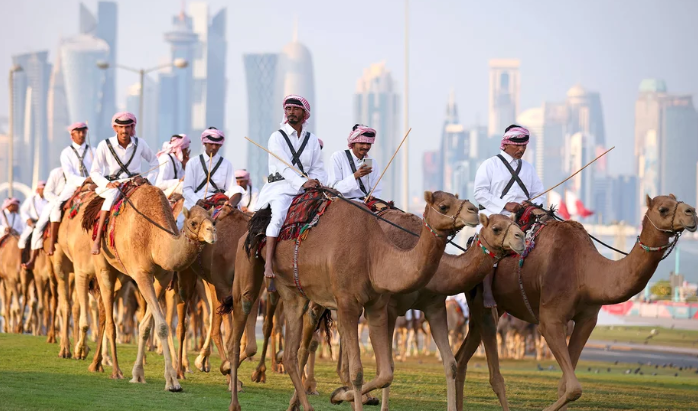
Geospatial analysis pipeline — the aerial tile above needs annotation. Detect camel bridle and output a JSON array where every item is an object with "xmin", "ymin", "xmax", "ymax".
[
  {"xmin": 638, "ymin": 200, "xmax": 685, "ymax": 259},
  {"xmin": 477, "ymin": 221, "xmax": 515, "ymax": 264},
  {"xmin": 425, "ymin": 199, "xmax": 470, "ymax": 239}
]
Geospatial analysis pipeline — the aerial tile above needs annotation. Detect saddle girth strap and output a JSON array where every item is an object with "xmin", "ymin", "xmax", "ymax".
[
  {"xmin": 105, "ymin": 138, "xmax": 139, "ymax": 180},
  {"xmin": 69, "ymin": 144, "xmax": 90, "ymax": 177},
  {"xmin": 344, "ymin": 150, "xmax": 368, "ymax": 195},
  {"xmin": 195, "ymin": 154, "xmax": 225, "ymax": 193},
  {"xmin": 278, "ymin": 129, "xmax": 310, "ymax": 175},
  {"xmin": 497, "ymin": 154, "xmax": 530, "ymax": 200}
]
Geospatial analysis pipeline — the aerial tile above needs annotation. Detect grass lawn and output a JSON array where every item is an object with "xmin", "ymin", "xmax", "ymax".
[
  {"xmin": 1, "ymin": 333, "xmax": 698, "ymax": 410},
  {"xmin": 590, "ymin": 326, "xmax": 698, "ymax": 349}
]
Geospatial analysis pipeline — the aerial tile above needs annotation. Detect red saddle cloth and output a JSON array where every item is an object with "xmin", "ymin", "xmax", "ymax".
[
  {"xmin": 200, "ymin": 193, "xmax": 229, "ymax": 219},
  {"xmin": 278, "ymin": 188, "xmax": 331, "ymax": 242},
  {"xmin": 516, "ymin": 206, "xmax": 539, "ymax": 232},
  {"xmin": 84, "ymin": 180, "xmax": 145, "ymax": 249}
]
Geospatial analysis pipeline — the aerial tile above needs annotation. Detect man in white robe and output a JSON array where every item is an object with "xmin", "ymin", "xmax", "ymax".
[{"xmin": 328, "ymin": 124, "xmax": 383, "ymax": 200}]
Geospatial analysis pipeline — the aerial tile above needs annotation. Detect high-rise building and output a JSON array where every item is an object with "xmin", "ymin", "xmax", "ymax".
[
  {"xmin": 517, "ymin": 107, "xmax": 544, "ymax": 181},
  {"xmin": 11, "ymin": 51, "xmax": 52, "ymax": 187},
  {"xmin": 354, "ymin": 62, "xmax": 401, "ymax": 201},
  {"xmin": 126, "ymin": 78, "xmax": 159, "ymax": 148},
  {"xmin": 243, "ymin": 53, "xmax": 278, "ymax": 188},
  {"xmin": 160, "ymin": 10, "xmax": 198, "ymax": 149},
  {"xmin": 488, "ymin": 59, "xmax": 520, "ymax": 137},
  {"xmin": 275, "ymin": 29, "xmax": 316, "ymax": 133},
  {"xmin": 46, "ymin": 50, "xmax": 70, "ymax": 171},
  {"xmin": 422, "ymin": 151, "xmax": 440, "ymax": 193},
  {"xmin": 634, "ymin": 79, "xmax": 667, "ymax": 168},
  {"xmin": 189, "ymin": 3, "xmax": 227, "ymax": 137},
  {"xmin": 440, "ymin": 91, "xmax": 469, "ymax": 195},
  {"xmin": 608, "ymin": 175, "xmax": 638, "ymax": 225}
]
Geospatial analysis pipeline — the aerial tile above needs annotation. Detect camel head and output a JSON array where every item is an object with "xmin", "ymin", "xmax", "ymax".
[
  {"xmin": 478, "ymin": 214, "xmax": 526, "ymax": 255},
  {"xmin": 645, "ymin": 194, "xmax": 697, "ymax": 233},
  {"xmin": 182, "ymin": 206, "xmax": 217, "ymax": 244},
  {"xmin": 423, "ymin": 191, "xmax": 479, "ymax": 236}
]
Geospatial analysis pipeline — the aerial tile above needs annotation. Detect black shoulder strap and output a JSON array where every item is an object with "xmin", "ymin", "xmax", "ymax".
[
  {"xmin": 246, "ymin": 186, "xmax": 253, "ymax": 207},
  {"xmin": 69, "ymin": 144, "xmax": 89, "ymax": 177},
  {"xmin": 497, "ymin": 154, "xmax": 530, "ymax": 200},
  {"xmin": 345, "ymin": 150, "xmax": 368, "ymax": 195},
  {"xmin": 195, "ymin": 154, "xmax": 225, "ymax": 193},
  {"xmin": 105, "ymin": 138, "xmax": 139, "ymax": 179},
  {"xmin": 167, "ymin": 154, "xmax": 178, "ymax": 179},
  {"xmin": 278, "ymin": 129, "xmax": 310, "ymax": 175},
  {"xmin": 62, "ymin": 172, "xmax": 67, "ymax": 183}
]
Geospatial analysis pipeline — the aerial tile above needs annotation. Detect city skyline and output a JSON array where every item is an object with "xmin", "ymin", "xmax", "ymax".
[{"xmin": 1, "ymin": 0, "xmax": 698, "ymax": 205}]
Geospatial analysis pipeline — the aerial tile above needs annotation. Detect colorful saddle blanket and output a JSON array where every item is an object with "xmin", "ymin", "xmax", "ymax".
[
  {"xmin": 278, "ymin": 188, "xmax": 331, "ymax": 242},
  {"xmin": 82, "ymin": 180, "xmax": 145, "ymax": 249},
  {"xmin": 201, "ymin": 192, "xmax": 229, "ymax": 220}
]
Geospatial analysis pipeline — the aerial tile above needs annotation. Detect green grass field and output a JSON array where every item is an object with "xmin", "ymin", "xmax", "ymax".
[
  {"xmin": 590, "ymin": 326, "xmax": 698, "ymax": 349},
  {"xmin": 1, "ymin": 333, "xmax": 697, "ymax": 410}
]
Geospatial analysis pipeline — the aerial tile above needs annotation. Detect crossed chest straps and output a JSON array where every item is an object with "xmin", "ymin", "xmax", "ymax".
[
  {"xmin": 105, "ymin": 138, "xmax": 139, "ymax": 181},
  {"xmin": 345, "ymin": 150, "xmax": 368, "ymax": 196},
  {"xmin": 194, "ymin": 154, "xmax": 225, "ymax": 194},
  {"xmin": 69, "ymin": 144, "xmax": 90, "ymax": 177},
  {"xmin": 279, "ymin": 129, "xmax": 310, "ymax": 174},
  {"xmin": 167, "ymin": 154, "xmax": 179, "ymax": 179},
  {"xmin": 497, "ymin": 154, "xmax": 530, "ymax": 200}
]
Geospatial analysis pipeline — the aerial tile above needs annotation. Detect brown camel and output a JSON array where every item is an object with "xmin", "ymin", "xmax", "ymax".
[
  {"xmin": 0, "ymin": 236, "xmax": 22, "ymax": 333},
  {"xmin": 328, "ymin": 212, "xmax": 525, "ymax": 410},
  {"xmin": 228, "ymin": 191, "xmax": 479, "ymax": 411},
  {"xmin": 457, "ymin": 194, "xmax": 697, "ymax": 411},
  {"xmin": 88, "ymin": 185, "xmax": 215, "ymax": 391}
]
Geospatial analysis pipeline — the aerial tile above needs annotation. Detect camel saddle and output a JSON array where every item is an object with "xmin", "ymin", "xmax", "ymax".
[
  {"xmin": 365, "ymin": 197, "xmax": 396, "ymax": 215},
  {"xmin": 278, "ymin": 188, "xmax": 332, "ymax": 242},
  {"xmin": 200, "ymin": 192, "xmax": 230, "ymax": 220},
  {"xmin": 63, "ymin": 179, "xmax": 98, "ymax": 220},
  {"xmin": 515, "ymin": 204, "xmax": 554, "ymax": 233},
  {"xmin": 82, "ymin": 179, "xmax": 147, "ymax": 248}
]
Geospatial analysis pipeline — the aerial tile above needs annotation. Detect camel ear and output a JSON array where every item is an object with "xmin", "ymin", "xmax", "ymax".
[
  {"xmin": 183, "ymin": 207, "xmax": 190, "ymax": 219},
  {"xmin": 479, "ymin": 213, "xmax": 489, "ymax": 227},
  {"xmin": 510, "ymin": 213, "xmax": 516, "ymax": 221},
  {"xmin": 207, "ymin": 207, "xmax": 215, "ymax": 217},
  {"xmin": 669, "ymin": 193, "xmax": 677, "ymax": 200},
  {"xmin": 424, "ymin": 191, "xmax": 434, "ymax": 204},
  {"xmin": 455, "ymin": 193, "xmax": 459, "ymax": 199},
  {"xmin": 645, "ymin": 194, "xmax": 653, "ymax": 208}
]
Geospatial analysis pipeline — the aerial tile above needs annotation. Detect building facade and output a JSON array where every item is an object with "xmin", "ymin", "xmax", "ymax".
[{"xmin": 488, "ymin": 59, "xmax": 520, "ymax": 137}]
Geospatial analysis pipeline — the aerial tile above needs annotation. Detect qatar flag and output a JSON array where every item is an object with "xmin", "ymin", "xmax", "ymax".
[
  {"xmin": 565, "ymin": 190, "xmax": 594, "ymax": 217},
  {"xmin": 548, "ymin": 190, "xmax": 571, "ymax": 219}
]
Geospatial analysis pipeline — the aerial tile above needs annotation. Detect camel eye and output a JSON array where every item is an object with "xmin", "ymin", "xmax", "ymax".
[
  {"xmin": 493, "ymin": 227, "xmax": 501, "ymax": 234},
  {"xmin": 191, "ymin": 221, "xmax": 198, "ymax": 227},
  {"xmin": 659, "ymin": 207, "xmax": 668, "ymax": 215},
  {"xmin": 439, "ymin": 204, "xmax": 448, "ymax": 212}
]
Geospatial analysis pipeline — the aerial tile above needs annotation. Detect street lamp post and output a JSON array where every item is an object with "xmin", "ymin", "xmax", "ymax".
[
  {"xmin": 96, "ymin": 58, "xmax": 188, "ymax": 139},
  {"xmin": 8, "ymin": 64, "xmax": 23, "ymax": 198}
]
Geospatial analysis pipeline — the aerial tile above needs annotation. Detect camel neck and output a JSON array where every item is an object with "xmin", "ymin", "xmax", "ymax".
[{"xmin": 425, "ymin": 244, "xmax": 496, "ymax": 296}]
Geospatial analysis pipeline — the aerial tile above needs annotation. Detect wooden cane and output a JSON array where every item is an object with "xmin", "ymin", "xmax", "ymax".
[
  {"xmin": 365, "ymin": 128, "xmax": 412, "ymax": 202},
  {"xmin": 530, "ymin": 146, "xmax": 615, "ymax": 202}
]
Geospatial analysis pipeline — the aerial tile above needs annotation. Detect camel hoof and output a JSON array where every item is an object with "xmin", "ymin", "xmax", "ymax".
[
  {"xmin": 220, "ymin": 360, "xmax": 231, "ymax": 376},
  {"xmin": 363, "ymin": 394, "xmax": 380, "ymax": 406},
  {"xmin": 272, "ymin": 363, "xmax": 285, "ymax": 374},
  {"xmin": 58, "ymin": 347, "xmax": 72, "ymax": 359},
  {"xmin": 229, "ymin": 403, "xmax": 242, "ymax": 411},
  {"xmin": 195, "ymin": 354, "xmax": 210, "ymax": 372},
  {"xmin": 251, "ymin": 366, "xmax": 266, "ymax": 383},
  {"xmin": 286, "ymin": 404, "xmax": 301, "ymax": 411},
  {"xmin": 229, "ymin": 379, "xmax": 244, "ymax": 393},
  {"xmin": 111, "ymin": 370, "xmax": 124, "ymax": 380},
  {"xmin": 304, "ymin": 378, "xmax": 318, "ymax": 395},
  {"xmin": 167, "ymin": 385, "xmax": 183, "ymax": 392},
  {"xmin": 177, "ymin": 370, "xmax": 186, "ymax": 380},
  {"xmin": 88, "ymin": 361, "xmax": 104, "ymax": 373},
  {"xmin": 46, "ymin": 334, "xmax": 56, "ymax": 344},
  {"xmin": 330, "ymin": 386, "xmax": 350, "ymax": 405}
]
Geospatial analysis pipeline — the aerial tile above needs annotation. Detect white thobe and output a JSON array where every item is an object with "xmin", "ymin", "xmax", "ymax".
[
  {"xmin": 328, "ymin": 149, "xmax": 382, "ymax": 200},
  {"xmin": 90, "ymin": 136, "xmax": 158, "ymax": 212},
  {"xmin": 473, "ymin": 150, "xmax": 544, "ymax": 217},
  {"xmin": 255, "ymin": 122, "xmax": 327, "ymax": 237},
  {"xmin": 182, "ymin": 153, "xmax": 244, "ymax": 210},
  {"xmin": 50, "ymin": 142, "xmax": 96, "ymax": 222},
  {"xmin": 18, "ymin": 194, "xmax": 47, "ymax": 249},
  {"xmin": 155, "ymin": 153, "xmax": 185, "ymax": 192},
  {"xmin": 30, "ymin": 167, "xmax": 66, "ymax": 250},
  {"xmin": 0, "ymin": 210, "xmax": 24, "ymax": 237},
  {"xmin": 239, "ymin": 185, "xmax": 259, "ymax": 210}
]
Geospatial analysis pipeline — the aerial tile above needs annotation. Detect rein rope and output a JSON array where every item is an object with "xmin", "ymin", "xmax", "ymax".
[{"xmin": 115, "ymin": 184, "xmax": 178, "ymax": 236}]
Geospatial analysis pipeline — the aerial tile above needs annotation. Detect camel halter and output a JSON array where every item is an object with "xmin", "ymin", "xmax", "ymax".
[
  {"xmin": 637, "ymin": 201, "xmax": 684, "ymax": 260},
  {"xmin": 424, "ymin": 199, "xmax": 469, "ymax": 239},
  {"xmin": 476, "ymin": 221, "xmax": 515, "ymax": 265}
]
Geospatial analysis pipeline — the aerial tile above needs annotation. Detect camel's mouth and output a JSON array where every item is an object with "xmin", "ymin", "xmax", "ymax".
[
  {"xmin": 684, "ymin": 223, "xmax": 697, "ymax": 233},
  {"xmin": 511, "ymin": 241, "xmax": 526, "ymax": 255}
]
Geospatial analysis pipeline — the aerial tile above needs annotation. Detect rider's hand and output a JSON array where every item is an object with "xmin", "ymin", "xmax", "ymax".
[
  {"xmin": 26, "ymin": 219, "xmax": 34, "ymax": 227},
  {"xmin": 106, "ymin": 182, "xmax": 119, "ymax": 189},
  {"xmin": 353, "ymin": 165, "xmax": 373, "ymax": 179},
  {"xmin": 504, "ymin": 202, "xmax": 523, "ymax": 213},
  {"xmin": 302, "ymin": 179, "xmax": 319, "ymax": 190}
]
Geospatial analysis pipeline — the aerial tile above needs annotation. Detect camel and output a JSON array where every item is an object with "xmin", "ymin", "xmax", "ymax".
[
  {"xmin": 445, "ymin": 299, "xmax": 467, "ymax": 352},
  {"xmin": 228, "ymin": 190, "xmax": 479, "ymax": 411},
  {"xmin": 87, "ymin": 185, "xmax": 215, "ymax": 392},
  {"xmin": 0, "ymin": 236, "xmax": 22, "ymax": 333},
  {"xmin": 457, "ymin": 194, "xmax": 697, "ymax": 411}
]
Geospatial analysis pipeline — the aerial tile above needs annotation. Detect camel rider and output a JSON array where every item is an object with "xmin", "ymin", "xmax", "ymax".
[
  {"xmin": 23, "ymin": 123, "xmax": 95, "ymax": 269},
  {"xmin": 474, "ymin": 124, "xmax": 544, "ymax": 308},
  {"xmin": 255, "ymin": 94, "xmax": 326, "ymax": 282},
  {"xmin": 328, "ymin": 124, "xmax": 382, "ymax": 200},
  {"xmin": 235, "ymin": 169, "xmax": 258, "ymax": 212},
  {"xmin": 155, "ymin": 133, "xmax": 191, "ymax": 195},
  {"xmin": 17, "ymin": 181, "xmax": 47, "ymax": 252},
  {"xmin": 0, "ymin": 198, "xmax": 24, "ymax": 237},
  {"xmin": 182, "ymin": 128, "xmax": 244, "ymax": 211},
  {"xmin": 90, "ymin": 112, "xmax": 159, "ymax": 254}
]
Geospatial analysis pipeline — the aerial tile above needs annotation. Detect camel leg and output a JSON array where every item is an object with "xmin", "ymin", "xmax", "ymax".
[
  {"xmin": 16, "ymin": 268, "xmax": 33, "ymax": 333},
  {"xmin": 479, "ymin": 307, "xmax": 509, "ymax": 410},
  {"xmin": 71, "ymin": 285, "xmax": 80, "ymax": 345},
  {"xmin": 73, "ymin": 273, "xmax": 91, "ymax": 360},
  {"xmin": 454, "ymin": 293, "xmax": 485, "ymax": 411},
  {"xmin": 53, "ymin": 259, "xmax": 72, "ymax": 359},
  {"xmin": 538, "ymin": 316, "xmax": 581, "ymax": 411},
  {"xmin": 195, "ymin": 281, "xmax": 215, "ymax": 372},
  {"xmin": 3, "ymin": 282, "xmax": 12, "ymax": 334},
  {"xmin": 165, "ymin": 287, "xmax": 179, "ymax": 368},
  {"xmin": 557, "ymin": 312, "xmax": 597, "ymax": 411},
  {"xmin": 88, "ymin": 282, "xmax": 106, "ymax": 373},
  {"xmin": 424, "ymin": 304, "xmax": 458, "ymax": 411},
  {"xmin": 35, "ymin": 273, "xmax": 48, "ymax": 336},
  {"xmin": 176, "ymin": 269, "xmax": 197, "ymax": 379},
  {"xmin": 95, "ymin": 264, "xmax": 123, "ymax": 379},
  {"xmin": 46, "ymin": 272, "xmax": 58, "ymax": 343},
  {"xmin": 330, "ymin": 304, "xmax": 364, "ymax": 410},
  {"xmin": 252, "ymin": 289, "xmax": 279, "ymax": 383},
  {"xmin": 240, "ymin": 297, "xmax": 259, "ymax": 363},
  {"xmin": 304, "ymin": 335, "xmax": 319, "ymax": 395},
  {"xmin": 289, "ymin": 303, "xmax": 324, "ymax": 407}
]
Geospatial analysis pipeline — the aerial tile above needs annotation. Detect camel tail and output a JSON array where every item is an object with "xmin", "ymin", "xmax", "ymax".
[
  {"xmin": 217, "ymin": 295, "xmax": 234, "ymax": 315},
  {"xmin": 81, "ymin": 196, "xmax": 106, "ymax": 232},
  {"xmin": 244, "ymin": 206, "xmax": 272, "ymax": 257},
  {"xmin": 317, "ymin": 308, "xmax": 334, "ymax": 358}
]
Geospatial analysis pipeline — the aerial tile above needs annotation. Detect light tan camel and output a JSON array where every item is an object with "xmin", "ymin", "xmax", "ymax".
[
  {"xmin": 457, "ymin": 194, "xmax": 697, "ymax": 411},
  {"xmin": 88, "ymin": 185, "xmax": 215, "ymax": 391},
  {"xmin": 0, "ymin": 236, "xmax": 22, "ymax": 332},
  {"xmin": 228, "ymin": 191, "xmax": 479, "ymax": 411},
  {"xmin": 328, "ymin": 213, "xmax": 524, "ymax": 410}
]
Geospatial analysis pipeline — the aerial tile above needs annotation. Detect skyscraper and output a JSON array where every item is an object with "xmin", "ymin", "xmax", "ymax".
[
  {"xmin": 275, "ymin": 29, "xmax": 316, "ymax": 132},
  {"xmin": 160, "ymin": 10, "xmax": 198, "ymax": 149},
  {"xmin": 634, "ymin": 79, "xmax": 667, "ymax": 167},
  {"xmin": 126, "ymin": 78, "xmax": 159, "ymax": 148},
  {"xmin": 244, "ymin": 53, "xmax": 278, "ymax": 188},
  {"xmin": 440, "ymin": 91, "xmax": 469, "ymax": 195},
  {"xmin": 354, "ymin": 62, "xmax": 401, "ymax": 201},
  {"xmin": 11, "ymin": 51, "xmax": 52, "ymax": 187},
  {"xmin": 46, "ymin": 50, "xmax": 70, "ymax": 171},
  {"xmin": 189, "ymin": 3, "xmax": 227, "ymax": 137},
  {"xmin": 488, "ymin": 59, "xmax": 520, "ymax": 137}
]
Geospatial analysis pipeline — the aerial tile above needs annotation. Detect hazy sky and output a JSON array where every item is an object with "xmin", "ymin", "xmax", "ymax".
[{"xmin": 2, "ymin": 0, "xmax": 697, "ymax": 198}]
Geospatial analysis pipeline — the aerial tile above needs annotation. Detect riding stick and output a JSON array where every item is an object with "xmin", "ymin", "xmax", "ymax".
[
  {"xmin": 203, "ymin": 152, "xmax": 214, "ymax": 200},
  {"xmin": 530, "ymin": 146, "xmax": 615, "ymax": 202},
  {"xmin": 365, "ymin": 128, "xmax": 412, "ymax": 202},
  {"xmin": 244, "ymin": 136, "xmax": 308, "ymax": 178}
]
